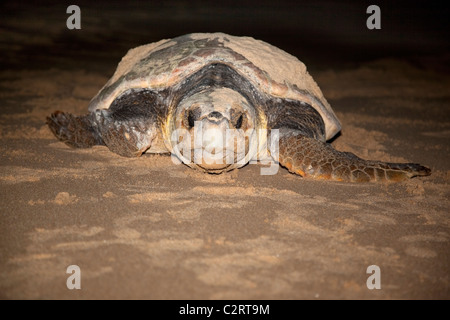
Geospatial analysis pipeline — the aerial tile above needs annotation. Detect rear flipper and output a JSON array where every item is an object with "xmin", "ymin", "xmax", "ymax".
[{"xmin": 277, "ymin": 132, "xmax": 431, "ymax": 182}]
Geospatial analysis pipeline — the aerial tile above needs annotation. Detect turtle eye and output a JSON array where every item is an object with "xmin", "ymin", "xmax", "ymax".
[
  {"xmin": 187, "ymin": 110, "xmax": 195, "ymax": 128},
  {"xmin": 235, "ymin": 114, "xmax": 244, "ymax": 129}
]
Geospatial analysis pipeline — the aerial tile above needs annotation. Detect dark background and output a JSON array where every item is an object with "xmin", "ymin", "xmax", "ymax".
[{"xmin": 1, "ymin": 0, "xmax": 449, "ymax": 74}]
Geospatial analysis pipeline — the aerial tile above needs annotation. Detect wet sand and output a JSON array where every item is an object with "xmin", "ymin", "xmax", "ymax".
[{"xmin": 0, "ymin": 1, "xmax": 449, "ymax": 299}]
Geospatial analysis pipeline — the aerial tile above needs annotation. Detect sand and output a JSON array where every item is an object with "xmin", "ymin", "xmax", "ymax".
[{"xmin": 0, "ymin": 2, "xmax": 449, "ymax": 300}]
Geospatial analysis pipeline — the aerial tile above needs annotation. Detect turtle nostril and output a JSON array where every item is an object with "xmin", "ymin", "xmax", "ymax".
[{"xmin": 208, "ymin": 111, "xmax": 223, "ymax": 121}]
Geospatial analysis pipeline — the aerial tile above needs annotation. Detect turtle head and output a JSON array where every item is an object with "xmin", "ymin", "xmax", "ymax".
[{"xmin": 170, "ymin": 87, "xmax": 258, "ymax": 173}]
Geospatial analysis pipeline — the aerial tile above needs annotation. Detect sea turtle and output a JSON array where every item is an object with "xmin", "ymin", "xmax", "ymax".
[{"xmin": 47, "ymin": 33, "xmax": 430, "ymax": 182}]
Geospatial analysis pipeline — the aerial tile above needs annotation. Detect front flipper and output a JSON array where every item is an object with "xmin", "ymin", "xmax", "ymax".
[
  {"xmin": 47, "ymin": 111, "xmax": 104, "ymax": 148},
  {"xmin": 47, "ymin": 89, "xmax": 163, "ymax": 158},
  {"xmin": 278, "ymin": 131, "xmax": 431, "ymax": 182},
  {"xmin": 94, "ymin": 109, "xmax": 157, "ymax": 157}
]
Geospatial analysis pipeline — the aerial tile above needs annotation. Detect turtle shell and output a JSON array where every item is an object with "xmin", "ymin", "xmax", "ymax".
[{"xmin": 88, "ymin": 33, "xmax": 341, "ymax": 140}]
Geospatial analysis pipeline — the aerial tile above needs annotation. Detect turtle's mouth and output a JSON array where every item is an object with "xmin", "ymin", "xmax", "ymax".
[
  {"xmin": 195, "ymin": 161, "xmax": 234, "ymax": 173},
  {"xmin": 169, "ymin": 113, "xmax": 254, "ymax": 173},
  {"xmin": 174, "ymin": 125, "xmax": 252, "ymax": 173},
  {"xmin": 191, "ymin": 145, "xmax": 249, "ymax": 173}
]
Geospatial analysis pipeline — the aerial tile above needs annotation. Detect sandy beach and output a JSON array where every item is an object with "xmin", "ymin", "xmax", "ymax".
[{"xmin": 0, "ymin": 1, "xmax": 449, "ymax": 299}]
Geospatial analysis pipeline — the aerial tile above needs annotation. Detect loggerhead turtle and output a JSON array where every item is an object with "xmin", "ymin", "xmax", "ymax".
[{"xmin": 47, "ymin": 33, "xmax": 430, "ymax": 182}]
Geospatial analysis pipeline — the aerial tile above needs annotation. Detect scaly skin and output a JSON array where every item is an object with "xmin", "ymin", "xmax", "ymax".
[
  {"xmin": 278, "ymin": 132, "xmax": 431, "ymax": 182},
  {"xmin": 47, "ymin": 111, "xmax": 102, "ymax": 148}
]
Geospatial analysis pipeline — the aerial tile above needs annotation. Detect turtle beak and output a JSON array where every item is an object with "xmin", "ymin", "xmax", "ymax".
[
  {"xmin": 202, "ymin": 112, "xmax": 229, "ymax": 147},
  {"xmin": 193, "ymin": 113, "xmax": 229, "ymax": 168}
]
